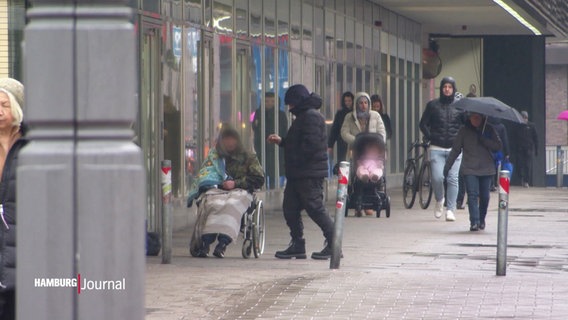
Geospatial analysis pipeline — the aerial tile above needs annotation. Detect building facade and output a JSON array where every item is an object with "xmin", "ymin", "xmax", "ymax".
[{"xmin": 130, "ymin": 0, "xmax": 423, "ymax": 231}]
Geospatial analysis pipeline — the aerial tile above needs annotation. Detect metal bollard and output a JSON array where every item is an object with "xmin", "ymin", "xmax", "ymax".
[
  {"xmin": 331, "ymin": 161, "xmax": 350, "ymax": 269},
  {"xmin": 496, "ymin": 170, "xmax": 510, "ymax": 276},
  {"xmin": 161, "ymin": 160, "xmax": 173, "ymax": 264},
  {"xmin": 557, "ymin": 146, "xmax": 564, "ymax": 188}
]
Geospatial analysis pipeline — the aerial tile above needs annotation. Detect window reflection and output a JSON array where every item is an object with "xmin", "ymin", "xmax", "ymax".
[{"xmin": 213, "ymin": 0, "xmax": 233, "ymax": 33}]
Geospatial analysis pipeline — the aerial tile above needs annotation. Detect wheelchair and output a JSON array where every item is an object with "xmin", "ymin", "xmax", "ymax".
[{"xmin": 241, "ymin": 194, "xmax": 266, "ymax": 259}]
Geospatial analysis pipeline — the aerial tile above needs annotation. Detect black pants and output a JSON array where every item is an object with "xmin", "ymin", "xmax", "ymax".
[
  {"xmin": 518, "ymin": 150, "xmax": 533, "ymax": 184},
  {"xmin": 0, "ymin": 290, "xmax": 15, "ymax": 320},
  {"xmin": 283, "ymin": 178, "xmax": 334, "ymax": 242}
]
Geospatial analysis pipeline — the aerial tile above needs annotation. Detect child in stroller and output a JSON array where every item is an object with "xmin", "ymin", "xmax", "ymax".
[{"xmin": 345, "ymin": 132, "xmax": 391, "ymax": 218}]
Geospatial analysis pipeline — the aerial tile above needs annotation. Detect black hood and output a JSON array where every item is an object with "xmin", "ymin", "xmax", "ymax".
[
  {"xmin": 340, "ymin": 91, "xmax": 354, "ymax": 110},
  {"xmin": 290, "ymin": 93, "xmax": 323, "ymax": 116},
  {"xmin": 439, "ymin": 76, "xmax": 457, "ymax": 105}
]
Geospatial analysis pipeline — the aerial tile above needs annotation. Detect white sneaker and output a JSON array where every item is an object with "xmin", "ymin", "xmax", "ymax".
[
  {"xmin": 434, "ymin": 198, "xmax": 444, "ymax": 219},
  {"xmin": 446, "ymin": 210, "xmax": 456, "ymax": 222}
]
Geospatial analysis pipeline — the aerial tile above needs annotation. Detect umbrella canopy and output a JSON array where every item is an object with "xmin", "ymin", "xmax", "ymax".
[
  {"xmin": 558, "ymin": 110, "xmax": 568, "ymax": 121},
  {"xmin": 452, "ymin": 97, "xmax": 524, "ymax": 124}
]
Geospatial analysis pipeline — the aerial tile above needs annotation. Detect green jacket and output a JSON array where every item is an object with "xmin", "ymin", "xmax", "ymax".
[{"xmin": 225, "ymin": 151, "xmax": 265, "ymax": 192}]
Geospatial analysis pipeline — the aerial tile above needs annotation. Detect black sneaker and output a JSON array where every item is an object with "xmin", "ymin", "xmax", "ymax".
[
  {"xmin": 196, "ymin": 241, "xmax": 210, "ymax": 258},
  {"xmin": 470, "ymin": 224, "xmax": 479, "ymax": 232},
  {"xmin": 479, "ymin": 222, "xmax": 486, "ymax": 230},
  {"xmin": 213, "ymin": 242, "xmax": 228, "ymax": 258},
  {"xmin": 275, "ymin": 239, "xmax": 307, "ymax": 259}
]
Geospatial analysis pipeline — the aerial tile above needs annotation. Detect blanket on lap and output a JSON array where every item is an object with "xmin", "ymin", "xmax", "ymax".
[{"xmin": 190, "ymin": 188, "xmax": 253, "ymax": 254}]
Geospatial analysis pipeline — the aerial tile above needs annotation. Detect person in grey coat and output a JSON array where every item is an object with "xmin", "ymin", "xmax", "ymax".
[{"xmin": 444, "ymin": 112, "xmax": 502, "ymax": 232}]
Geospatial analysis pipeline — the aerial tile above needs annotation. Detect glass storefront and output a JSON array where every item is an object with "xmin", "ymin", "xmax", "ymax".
[{"xmin": 132, "ymin": 0, "xmax": 423, "ymax": 231}]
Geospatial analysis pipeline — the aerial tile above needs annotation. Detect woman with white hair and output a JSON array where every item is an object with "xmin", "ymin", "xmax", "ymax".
[{"xmin": 0, "ymin": 78, "xmax": 27, "ymax": 320}]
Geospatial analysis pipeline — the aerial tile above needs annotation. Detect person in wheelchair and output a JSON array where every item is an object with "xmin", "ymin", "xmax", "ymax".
[{"xmin": 187, "ymin": 124, "xmax": 264, "ymax": 258}]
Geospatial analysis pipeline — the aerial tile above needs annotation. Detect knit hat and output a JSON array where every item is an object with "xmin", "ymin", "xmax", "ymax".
[
  {"xmin": 284, "ymin": 84, "xmax": 310, "ymax": 106},
  {"xmin": 0, "ymin": 78, "xmax": 24, "ymax": 126}
]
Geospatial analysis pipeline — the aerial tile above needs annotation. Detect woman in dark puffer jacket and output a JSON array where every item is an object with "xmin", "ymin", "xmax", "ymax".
[{"xmin": 0, "ymin": 78, "xmax": 27, "ymax": 320}]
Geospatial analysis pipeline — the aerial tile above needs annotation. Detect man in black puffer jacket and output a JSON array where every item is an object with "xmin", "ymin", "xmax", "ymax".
[
  {"xmin": 419, "ymin": 76, "xmax": 464, "ymax": 222},
  {"xmin": 268, "ymin": 84, "xmax": 334, "ymax": 260}
]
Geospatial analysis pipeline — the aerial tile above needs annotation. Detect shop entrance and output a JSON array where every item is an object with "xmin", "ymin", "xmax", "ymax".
[{"xmin": 139, "ymin": 24, "xmax": 162, "ymax": 232}]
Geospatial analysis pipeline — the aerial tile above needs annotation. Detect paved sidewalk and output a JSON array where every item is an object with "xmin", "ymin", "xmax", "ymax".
[{"xmin": 146, "ymin": 187, "xmax": 568, "ymax": 319}]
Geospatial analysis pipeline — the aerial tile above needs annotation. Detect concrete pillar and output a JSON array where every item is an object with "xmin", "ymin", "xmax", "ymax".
[{"xmin": 17, "ymin": 1, "xmax": 145, "ymax": 319}]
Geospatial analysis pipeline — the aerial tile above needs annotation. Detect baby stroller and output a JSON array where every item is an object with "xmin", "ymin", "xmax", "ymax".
[{"xmin": 344, "ymin": 132, "xmax": 391, "ymax": 218}]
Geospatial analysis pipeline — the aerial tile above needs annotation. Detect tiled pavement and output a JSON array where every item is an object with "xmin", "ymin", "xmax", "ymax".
[{"xmin": 146, "ymin": 187, "xmax": 568, "ymax": 319}]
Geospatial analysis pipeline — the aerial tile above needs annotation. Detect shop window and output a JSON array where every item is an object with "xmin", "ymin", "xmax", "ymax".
[
  {"xmin": 184, "ymin": 0, "xmax": 202, "ymax": 24},
  {"xmin": 325, "ymin": 10, "xmax": 335, "ymax": 59},
  {"xmin": 250, "ymin": 0, "xmax": 262, "ymax": 42},
  {"xmin": 398, "ymin": 58, "xmax": 405, "ymax": 171},
  {"xmin": 335, "ymin": 0, "xmax": 344, "ymax": 15},
  {"xmin": 336, "ymin": 63, "xmax": 344, "ymax": 98},
  {"xmin": 290, "ymin": 0, "xmax": 301, "ymax": 50},
  {"xmin": 204, "ymin": 0, "xmax": 212, "ymax": 28},
  {"xmin": 291, "ymin": 52, "xmax": 302, "ymax": 84},
  {"xmin": 355, "ymin": 22, "xmax": 363, "ymax": 66},
  {"xmin": 356, "ymin": 68, "xmax": 362, "ymax": 92},
  {"xmin": 183, "ymin": 27, "xmax": 201, "ymax": 195},
  {"xmin": 345, "ymin": 18, "xmax": 354, "ymax": 63},
  {"xmin": 335, "ymin": 15, "xmax": 344, "ymax": 61},
  {"xmin": 235, "ymin": 0, "xmax": 249, "ymax": 38},
  {"xmin": 142, "ymin": 0, "xmax": 160, "ymax": 13},
  {"xmin": 314, "ymin": 7, "xmax": 325, "ymax": 57},
  {"xmin": 213, "ymin": 0, "xmax": 233, "ymax": 33},
  {"xmin": 302, "ymin": 2, "xmax": 313, "ymax": 54},
  {"xmin": 264, "ymin": 0, "xmax": 276, "ymax": 43},
  {"xmin": 277, "ymin": 0, "xmax": 290, "ymax": 47},
  {"xmin": 346, "ymin": 65, "xmax": 353, "ymax": 92}
]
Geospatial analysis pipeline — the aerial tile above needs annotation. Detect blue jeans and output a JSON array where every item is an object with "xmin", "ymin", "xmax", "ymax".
[
  {"xmin": 464, "ymin": 175, "xmax": 493, "ymax": 226},
  {"xmin": 429, "ymin": 149, "xmax": 462, "ymax": 211}
]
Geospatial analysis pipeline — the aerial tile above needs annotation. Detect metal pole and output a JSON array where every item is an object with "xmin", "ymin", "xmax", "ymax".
[
  {"xmin": 18, "ymin": 1, "xmax": 145, "ymax": 319},
  {"xmin": 557, "ymin": 146, "xmax": 564, "ymax": 188},
  {"xmin": 162, "ymin": 160, "xmax": 173, "ymax": 264},
  {"xmin": 496, "ymin": 170, "xmax": 510, "ymax": 276},
  {"xmin": 330, "ymin": 161, "xmax": 350, "ymax": 269}
]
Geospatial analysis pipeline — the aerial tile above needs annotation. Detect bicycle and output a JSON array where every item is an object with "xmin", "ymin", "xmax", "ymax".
[{"xmin": 402, "ymin": 139, "xmax": 433, "ymax": 209}]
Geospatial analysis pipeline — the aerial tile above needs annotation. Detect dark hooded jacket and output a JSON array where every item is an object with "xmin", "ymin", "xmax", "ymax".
[
  {"xmin": 419, "ymin": 77, "xmax": 465, "ymax": 148},
  {"xmin": 488, "ymin": 117, "xmax": 510, "ymax": 156},
  {"xmin": 327, "ymin": 92, "xmax": 354, "ymax": 161},
  {"xmin": 0, "ymin": 125, "xmax": 28, "ymax": 291},
  {"xmin": 280, "ymin": 86, "xmax": 328, "ymax": 179}
]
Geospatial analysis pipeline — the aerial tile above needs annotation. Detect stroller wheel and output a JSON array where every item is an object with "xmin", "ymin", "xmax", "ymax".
[
  {"xmin": 376, "ymin": 209, "xmax": 381, "ymax": 218},
  {"xmin": 386, "ymin": 196, "xmax": 391, "ymax": 218}
]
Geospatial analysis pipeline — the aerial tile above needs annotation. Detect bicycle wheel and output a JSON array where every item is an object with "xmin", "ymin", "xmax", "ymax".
[
  {"xmin": 419, "ymin": 161, "xmax": 433, "ymax": 209},
  {"xmin": 403, "ymin": 161, "xmax": 417, "ymax": 209},
  {"xmin": 252, "ymin": 200, "xmax": 265, "ymax": 258}
]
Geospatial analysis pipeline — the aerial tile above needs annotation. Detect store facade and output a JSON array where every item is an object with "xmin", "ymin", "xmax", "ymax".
[{"xmin": 131, "ymin": 0, "xmax": 423, "ymax": 231}]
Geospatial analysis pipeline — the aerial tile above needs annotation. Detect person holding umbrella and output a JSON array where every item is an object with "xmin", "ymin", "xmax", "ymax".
[{"xmin": 444, "ymin": 112, "xmax": 502, "ymax": 231}]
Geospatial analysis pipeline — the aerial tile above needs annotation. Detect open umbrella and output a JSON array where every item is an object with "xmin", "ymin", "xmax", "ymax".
[
  {"xmin": 558, "ymin": 110, "xmax": 568, "ymax": 121},
  {"xmin": 452, "ymin": 97, "xmax": 524, "ymax": 124}
]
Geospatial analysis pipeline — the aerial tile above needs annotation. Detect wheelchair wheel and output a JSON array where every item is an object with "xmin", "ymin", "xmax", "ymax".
[
  {"xmin": 252, "ymin": 200, "xmax": 265, "ymax": 258},
  {"xmin": 242, "ymin": 239, "xmax": 252, "ymax": 259}
]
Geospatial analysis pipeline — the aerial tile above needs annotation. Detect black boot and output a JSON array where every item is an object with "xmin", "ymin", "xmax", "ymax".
[
  {"xmin": 275, "ymin": 238, "xmax": 307, "ymax": 259},
  {"xmin": 311, "ymin": 242, "xmax": 333, "ymax": 260}
]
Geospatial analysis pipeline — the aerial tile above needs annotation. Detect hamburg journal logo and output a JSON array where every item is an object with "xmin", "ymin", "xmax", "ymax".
[{"xmin": 34, "ymin": 274, "xmax": 126, "ymax": 294}]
